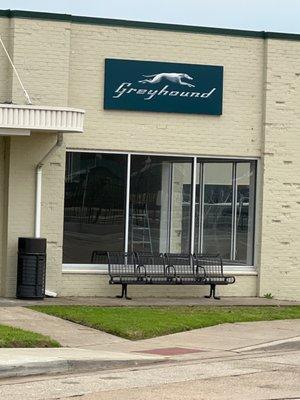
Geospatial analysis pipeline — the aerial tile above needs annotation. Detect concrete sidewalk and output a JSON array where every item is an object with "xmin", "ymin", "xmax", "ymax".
[
  {"xmin": 1, "ymin": 296, "xmax": 299, "ymax": 307},
  {"xmin": 0, "ymin": 306, "xmax": 127, "ymax": 347},
  {"xmin": 105, "ymin": 319, "xmax": 300, "ymax": 356},
  {"xmin": 0, "ymin": 304, "xmax": 299, "ymax": 380}
]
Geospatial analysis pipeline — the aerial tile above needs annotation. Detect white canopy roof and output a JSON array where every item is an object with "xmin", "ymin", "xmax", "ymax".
[{"xmin": 0, "ymin": 104, "xmax": 85, "ymax": 136}]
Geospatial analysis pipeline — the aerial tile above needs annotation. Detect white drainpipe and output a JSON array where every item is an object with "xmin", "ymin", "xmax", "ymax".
[{"xmin": 35, "ymin": 133, "xmax": 64, "ymax": 238}]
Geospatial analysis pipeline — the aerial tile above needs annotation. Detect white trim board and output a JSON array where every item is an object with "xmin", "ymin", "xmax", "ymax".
[{"xmin": 66, "ymin": 148, "xmax": 260, "ymax": 161}]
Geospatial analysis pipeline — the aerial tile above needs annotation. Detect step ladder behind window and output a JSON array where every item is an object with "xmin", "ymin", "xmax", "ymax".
[{"xmin": 130, "ymin": 203, "xmax": 153, "ymax": 252}]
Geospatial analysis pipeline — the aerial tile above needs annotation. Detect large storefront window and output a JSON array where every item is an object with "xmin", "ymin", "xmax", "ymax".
[
  {"xmin": 63, "ymin": 152, "xmax": 127, "ymax": 263},
  {"xmin": 63, "ymin": 152, "xmax": 256, "ymax": 266}
]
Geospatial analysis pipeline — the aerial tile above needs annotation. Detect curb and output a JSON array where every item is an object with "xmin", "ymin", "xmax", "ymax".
[{"xmin": 0, "ymin": 356, "xmax": 166, "ymax": 379}]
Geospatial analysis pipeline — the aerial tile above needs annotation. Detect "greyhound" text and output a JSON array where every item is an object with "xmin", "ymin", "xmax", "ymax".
[{"xmin": 113, "ymin": 83, "xmax": 216, "ymax": 101}]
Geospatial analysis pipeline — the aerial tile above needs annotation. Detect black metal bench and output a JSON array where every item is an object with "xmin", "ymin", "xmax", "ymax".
[
  {"xmin": 194, "ymin": 254, "xmax": 236, "ymax": 300},
  {"xmin": 93, "ymin": 251, "xmax": 235, "ymax": 300}
]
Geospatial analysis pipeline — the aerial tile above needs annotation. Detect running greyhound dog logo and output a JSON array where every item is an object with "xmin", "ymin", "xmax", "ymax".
[{"xmin": 138, "ymin": 72, "xmax": 195, "ymax": 88}]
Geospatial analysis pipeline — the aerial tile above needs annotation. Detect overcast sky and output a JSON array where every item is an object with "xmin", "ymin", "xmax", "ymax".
[{"xmin": 0, "ymin": 0, "xmax": 299, "ymax": 34}]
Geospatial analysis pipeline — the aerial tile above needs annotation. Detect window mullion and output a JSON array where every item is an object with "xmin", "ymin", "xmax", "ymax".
[
  {"xmin": 124, "ymin": 154, "xmax": 131, "ymax": 253},
  {"xmin": 231, "ymin": 162, "xmax": 237, "ymax": 260},
  {"xmin": 190, "ymin": 157, "xmax": 197, "ymax": 254},
  {"xmin": 167, "ymin": 163, "xmax": 173, "ymax": 253},
  {"xmin": 199, "ymin": 162, "xmax": 204, "ymax": 254}
]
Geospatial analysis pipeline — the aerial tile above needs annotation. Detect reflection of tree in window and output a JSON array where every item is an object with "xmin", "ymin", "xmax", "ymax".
[
  {"xmin": 202, "ymin": 163, "xmax": 233, "ymax": 260},
  {"xmin": 63, "ymin": 153, "xmax": 126, "ymax": 264},
  {"xmin": 130, "ymin": 156, "xmax": 163, "ymax": 253}
]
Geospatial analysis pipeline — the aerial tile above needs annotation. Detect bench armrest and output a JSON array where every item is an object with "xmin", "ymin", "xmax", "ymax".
[{"xmin": 225, "ymin": 276, "xmax": 236, "ymax": 284}]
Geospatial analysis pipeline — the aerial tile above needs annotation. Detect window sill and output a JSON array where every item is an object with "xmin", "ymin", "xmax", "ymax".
[
  {"xmin": 62, "ymin": 264, "xmax": 258, "ymax": 276},
  {"xmin": 223, "ymin": 266, "xmax": 257, "ymax": 276},
  {"xmin": 62, "ymin": 264, "xmax": 108, "ymax": 274}
]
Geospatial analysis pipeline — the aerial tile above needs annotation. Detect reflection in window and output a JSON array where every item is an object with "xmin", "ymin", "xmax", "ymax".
[
  {"xmin": 195, "ymin": 160, "xmax": 256, "ymax": 264},
  {"xmin": 63, "ymin": 152, "xmax": 127, "ymax": 263},
  {"xmin": 235, "ymin": 162, "xmax": 256, "ymax": 264},
  {"xmin": 202, "ymin": 163, "xmax": 233, "ymax": 259},
  {"xmin": 129, "ymin": 156, "xmax": 192, "ymax": 253}
]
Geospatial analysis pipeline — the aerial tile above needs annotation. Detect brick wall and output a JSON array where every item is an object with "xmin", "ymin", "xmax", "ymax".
[
  {"xmin": 0, "ymin": 17, "xmax": 12, "ymax": 103},
  {"xmin": 259, "ymin": 39, "xmax": 300, "ymax": 300},
  {"xmin": 66, "ymin": 24, "xmax": 264, "ymax": 156},
  {"xmin": 0, "ymin": 138, "xmax": 4, "ymax": 294},
  {"xmin": 2, "ymin": 134, "xmax": 65, "ymax": 296},
  {"xmin": 10, "ymin": 18, "xmax": 71, "ymax": 105},
  {"xmin": 61, "ymin": 273, "xmax": 257, "ymax": 297}
]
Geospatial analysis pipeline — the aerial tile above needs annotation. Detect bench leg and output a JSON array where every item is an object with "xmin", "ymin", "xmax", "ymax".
[
  {"xmin": 205, "ymin": 284, "xmax": 221, "ymax": 300},
  {"xmin": 116, "ymin": 284, "xmax": 132, "ymax": 300},
  {"xmin": 205, "ymin": 285, "xmax": 213, "ymax": 299}
]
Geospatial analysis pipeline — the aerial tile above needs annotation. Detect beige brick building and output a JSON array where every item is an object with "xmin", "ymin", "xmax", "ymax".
[{"xmin": 0, "ymin": 10, "xmax": 299, "ymax": 300}]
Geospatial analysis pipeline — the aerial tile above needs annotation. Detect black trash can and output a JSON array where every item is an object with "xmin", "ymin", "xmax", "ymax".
[{"xmin": 16, "ymin": 237, "xmax": 47, "ymax": 299}]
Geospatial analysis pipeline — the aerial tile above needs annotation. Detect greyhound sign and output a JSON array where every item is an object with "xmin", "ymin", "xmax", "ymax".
[{"xmin": 104, "ymin": 59, "xmax": 223, "ymax": 115}]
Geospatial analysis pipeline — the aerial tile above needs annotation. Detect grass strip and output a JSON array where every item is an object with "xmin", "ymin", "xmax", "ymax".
[
  {"xmin": 30, "ymin": 305, "xmax": 300, "ymax": 340},
  {"xmin": 0, "ymin": 324, "xmax": 60, "ymax": 348}
]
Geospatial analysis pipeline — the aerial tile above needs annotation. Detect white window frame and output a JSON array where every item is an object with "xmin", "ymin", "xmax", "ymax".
[{"xmin": 62, "ymin": 149, "xmax": 260, "ymax": 274}]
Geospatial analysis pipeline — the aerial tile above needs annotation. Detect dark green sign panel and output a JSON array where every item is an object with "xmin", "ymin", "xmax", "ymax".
[{"xmin": 104, "ymin": 59, "xmax": 223, "ymax": 115}]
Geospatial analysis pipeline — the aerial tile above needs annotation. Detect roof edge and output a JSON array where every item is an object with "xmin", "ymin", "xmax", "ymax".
[{"xmin": 0, "ymin": 9, "xmax": 300, "ymax": 41}]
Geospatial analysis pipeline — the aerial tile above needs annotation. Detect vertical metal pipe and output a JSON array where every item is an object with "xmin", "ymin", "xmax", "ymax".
[
  {"xmin": 35, "ymin": 169, "xmax": 42, "ymax": 238},
  {"xmin": 124, "ymin": 154, "xmax": 131, "ymax": 252},
  {"xmin": 35, "ymin": 133, "xmax": 63, "ymax": 238}
]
